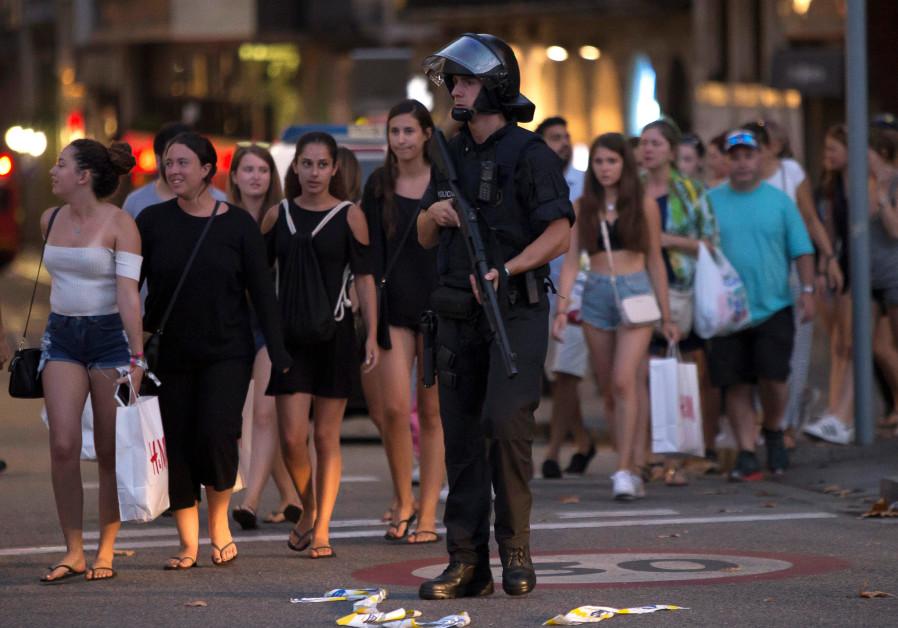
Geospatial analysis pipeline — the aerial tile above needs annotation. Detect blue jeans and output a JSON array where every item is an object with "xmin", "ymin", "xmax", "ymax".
[{"xmin": 581, "ymin": 270, "xmax": 654, "ymax": 330}]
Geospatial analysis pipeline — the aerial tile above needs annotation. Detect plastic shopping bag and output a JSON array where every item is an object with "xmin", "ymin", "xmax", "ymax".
[
  {"xmin": 115, "ymin": 384, "xmax": 170, "ymax": 522},
  {"xmin": 650, "ymin": 352, "xmax": 705, "ymax": 457},
  {"xmin": 41, "ymin": 396, "xmax": 96, "ymax": 461},
  {"xmin": 693, "ymin": 243, "xmax": 751, "ymax": 339}
]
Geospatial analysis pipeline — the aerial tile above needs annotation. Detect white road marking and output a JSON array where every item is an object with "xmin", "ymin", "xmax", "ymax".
[
  {"xmin": 557, "ymin": 509, "xmax": 679, "ymax": 519},
  {"xmin": 341, "ymin": 475, "xmax": 381, "ymax": 483},
  {"xmin": 0, "ymin": 511, "xmax": 837, "ymax": 558}
]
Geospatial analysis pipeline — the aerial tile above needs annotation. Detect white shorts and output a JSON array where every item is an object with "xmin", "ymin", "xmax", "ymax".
[{"xmin": 548, "ymin": 320, "xmax": 588, "ymax": 378}]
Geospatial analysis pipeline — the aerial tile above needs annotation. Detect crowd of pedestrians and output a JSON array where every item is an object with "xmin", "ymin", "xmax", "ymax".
[{"xmin": 3, "ymin": 32, "xmax": 897, "ymax": 595}]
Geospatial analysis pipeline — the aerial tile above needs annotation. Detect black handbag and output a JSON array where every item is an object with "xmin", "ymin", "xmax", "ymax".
[
  {"xmin": 140, "ymin": 201, "xmax": 220, "ymax": 395},
  {"xmin": 374, "ymin": 205, "xmax": 419, "ymax": 350},
  {"xmin": 8, "ymin": 207, "xmax": 61, "ymax": 398}
]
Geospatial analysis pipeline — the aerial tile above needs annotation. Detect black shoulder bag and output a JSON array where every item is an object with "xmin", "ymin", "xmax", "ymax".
[
  {"xmin": 375, "ymin": 207, "xmax": 419, "ymax": 350},
  {"xmin": 141, "ymin": 201, "xmax": 221, "ymax": 393},
  {"xmin": 8, "ymin": 207, "xmax": 62, "ymax": 398}
]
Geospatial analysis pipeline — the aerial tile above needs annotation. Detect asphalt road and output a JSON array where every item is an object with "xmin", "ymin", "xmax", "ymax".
[{"xmin": 1, "ymin": 262, "xmax": 897, "ymax": 627}]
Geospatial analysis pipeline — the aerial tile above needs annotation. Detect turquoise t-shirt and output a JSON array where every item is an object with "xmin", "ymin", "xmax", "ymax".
[{"xmin": 708, "ymin": 181, "xmax": 813, "ymax": 325}]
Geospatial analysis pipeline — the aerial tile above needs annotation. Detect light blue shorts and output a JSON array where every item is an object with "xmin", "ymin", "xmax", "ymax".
[{"xmin": 580, "ymin": 270, "xmax": 654, "ymax": 330}]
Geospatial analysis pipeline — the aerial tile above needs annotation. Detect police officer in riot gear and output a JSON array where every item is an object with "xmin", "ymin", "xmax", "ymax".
[{"xmin": 417, "ymin": 33, "xmax": 574, "ymax": 599}]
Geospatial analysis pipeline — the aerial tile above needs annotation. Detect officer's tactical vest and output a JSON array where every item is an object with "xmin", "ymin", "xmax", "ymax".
[{"xmin": 439, "ymin": 125, "xmax": 548, "ymax": 288}]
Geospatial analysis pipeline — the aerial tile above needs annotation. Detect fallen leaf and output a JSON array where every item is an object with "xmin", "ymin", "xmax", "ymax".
[
  {"xmin": 860, "ymin": 591, "xmax": 894, "ymax": 599},
  {"xmin": 184, "ymin": 601, "xmax": 208, "ymax": 607},
  {"xmin": 722, "ymin": 566, "xmax": 742, "ymax": 573},
  {"xmin": 113, "ymin": 549, "xmax": 135, "ymax": 557},
  {"xmin": 560, "ymin": 495, "xmax": 580, "ymax": 504},
  {"xmin": 657, "ymin": 533, "xmax": 680, "ymax": 539},
  {"xmin": 763, "ymin": 598, "xmax": 775, "ymax": 603},
  {"xmin": 822, "ymin": 484, "xmax": 843, "ymax": 494},
  {"xmin": 762, "ymin": 502, "xmax": 777, "ymax": 509},
  {"xmin": 861, "ymin": 498, "xmax": 898, "ymax": 518}
]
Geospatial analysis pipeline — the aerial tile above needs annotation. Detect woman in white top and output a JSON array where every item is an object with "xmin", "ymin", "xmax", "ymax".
[{"xmin": 39, "ymin": 139, "xmax": 143, "ymax": 583}]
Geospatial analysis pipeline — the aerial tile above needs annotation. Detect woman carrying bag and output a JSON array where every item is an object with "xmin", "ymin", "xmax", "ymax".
[
  {"xmin": 554, "ymin": 133, "xmax": 677, "ymax": 502},
  {"xmin": 137, "ymin": 132, "xmax": 290, "ymax": 570},
  {"xmin": 262, "ymin": 131, "xmax": 378, "ymax": 559},
  {"xmin": 36, "ymin": 139, "xmax": 142, "ymax": 583}
]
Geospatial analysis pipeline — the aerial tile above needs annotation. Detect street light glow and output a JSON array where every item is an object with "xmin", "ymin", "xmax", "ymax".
[
  {"xmin": 546, "ymin": 46, "xmax": 569, "ymax": 62},
  {"xmin": 579, "ymin": 45, "xmax": 601, "ymax": 61},
  {"xmin": 4, "ymin": 126, "xmax": 48, "ymax": 158},
  {"xmin": 792, "ymin": 0, "xmax": 812, "ymax": 15},
  {"xmin": 0, "ymin": 154, "xmax": 12, "ymax": 176}
]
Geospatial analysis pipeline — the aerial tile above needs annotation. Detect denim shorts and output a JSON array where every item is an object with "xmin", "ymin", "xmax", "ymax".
[
  {"xmin": 581, "ymin": 270, "xmax": 654, "ymax": 330},
  {"xmin": 39, "ymin": 312, "xmax": 131, "ymax": 372}
]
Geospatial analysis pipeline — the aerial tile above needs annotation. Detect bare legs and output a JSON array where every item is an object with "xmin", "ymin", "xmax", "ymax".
[
  {"xmin": 42, "ymin": 362, "xmax": 122, "ymax": 581},
  {"xmin": 583, "ymin": 324, "xmax": 653, "ymax": 473},
  {"xmin": 278, "ymin": 392, "xmax": 347, "ymax": 557},
  {"xmin": 544, "ymin": 373, "xmax": 589, "ymax": 463},
  {"xmin": 379, "ymin": 327, "xmax": 444, "ymax": 541},
  {"xmin": 238, "ymin": 348, "xmax": 300, "ymax": 517},
  {"xmin": 166, "ymin": 486, "xmax": 236, "ymax": 567},
  {"xmin": 727, "ymin": 380, "xmax": 788, "ymax": 452}
]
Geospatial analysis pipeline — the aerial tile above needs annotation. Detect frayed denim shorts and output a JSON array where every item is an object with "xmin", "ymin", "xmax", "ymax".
[
  {"xmin": 39, "ymin": 312, "xmax": 131, "ymax": 373},
  {"xmin": 580, "ymin": 270, "xmax": 654, "ymax": 330}
]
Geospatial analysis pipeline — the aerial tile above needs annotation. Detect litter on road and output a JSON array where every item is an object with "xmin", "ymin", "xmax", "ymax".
[{"xmin": 544, "ymin": 604, "xmax": 687, "ymax": 625}]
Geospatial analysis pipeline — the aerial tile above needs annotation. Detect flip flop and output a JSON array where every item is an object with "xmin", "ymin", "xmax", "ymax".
[
  {"xmin": 210, "ymin": 541, "xmax": 238, "ymax": 566},
  {"xmin": 163, "ymin": 555, "xmax": 197, "ymax": 571},
  {"xmin": 232, "ymin": 506, "xmax": 258, "ymax": 530},
  {"xmin": 287, "ymin": 527, "xmax": 313, "ymax": 552},
  {"xmin": 40, "ymin": 563, "xmax": 86, "ymax": 585},
  {"xmin": 85, "ymin": 566, "xmax": 117, "ymax": 582},
  {"xmin": 309, "ymin": 545, "xmax": 336, "ymax": 559},
  {"xmin": 385, "ymin": 512, "xmax": 417, "ymax": 542},
  {"xmin": 263, "ymin": 504, "xmax": 303, "ymax": 524},
  {"xmin": 407, "ymin": 530, "xmax": 441, "ymax": 544}
]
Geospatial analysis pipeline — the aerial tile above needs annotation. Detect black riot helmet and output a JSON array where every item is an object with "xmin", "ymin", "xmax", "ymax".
[{"xmin": 423, "ymin": 33, "xmax": 535, "ymax": 123}]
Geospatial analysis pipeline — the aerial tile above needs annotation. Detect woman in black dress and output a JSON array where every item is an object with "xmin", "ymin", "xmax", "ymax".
[
  {"xmin": 363, "ymin": 100, "xmax": 443, "ymax": 543},
  {"xmin": 138, "ymin": 133, "xmax": 291, "ymax": 569},
  {"xmin": 262, "ymin": 132, "xmax": 378, "ymax": 559}
]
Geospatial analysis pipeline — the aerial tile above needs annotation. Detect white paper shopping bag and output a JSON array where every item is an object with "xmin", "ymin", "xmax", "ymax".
[
  {"xmin": 116, "ymin": 389, "xmax": 170, "ymax": 523},
  {"xmin": 650, "ymin": 353, "xmax": 705, "ymax": 457}
]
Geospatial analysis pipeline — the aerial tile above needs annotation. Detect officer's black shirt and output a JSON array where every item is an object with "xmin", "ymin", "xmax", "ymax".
[{"xmin": 422, "ymin": 123, "xmax": 575, "ymax": 290}]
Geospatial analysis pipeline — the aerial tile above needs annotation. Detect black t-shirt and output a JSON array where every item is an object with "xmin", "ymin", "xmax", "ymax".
[
  {"xmin": 362, "ymin": 169, "xmax": 438, "ymax": 330},
  {"xmin": 137, "ymin": 199, "xmax": 291, "ymax": 371},
  {"xmin": 422, "ymin": 123, "xmax": 575, "ymax": 289}
]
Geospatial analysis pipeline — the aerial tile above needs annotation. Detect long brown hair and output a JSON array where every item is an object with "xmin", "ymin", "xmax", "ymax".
[
  {"xmin": 227, "ymin": 144, "xmax": 283, "ymax": 224},
  {"xmin": 579, "ymin": 133, "xmax": 648, "ymax": 254},
  {"xmin": 823, "ymin": 123, "xmax": 847, "ymax": 202},
  {"xmin": 374, "ymin": 99, "xmax": 434, "ymax": 238},
  {"xmin": 336, "ymin": 146, "xmax": 362, "ymax": 203},
  {"xmin": 283, "ymin": 132, "xmax": 347, "ymax": 201}
]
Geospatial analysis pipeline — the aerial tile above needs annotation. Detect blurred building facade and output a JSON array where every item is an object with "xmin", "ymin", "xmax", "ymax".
[{"xmin": 1, "ymin": 0, "xmax": 896, "ymax": 243}]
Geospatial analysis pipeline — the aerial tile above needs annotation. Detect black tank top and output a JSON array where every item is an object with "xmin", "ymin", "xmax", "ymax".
[{"xmin": 596, "ymin": 219, "xmax": 623, "ymax": 252}]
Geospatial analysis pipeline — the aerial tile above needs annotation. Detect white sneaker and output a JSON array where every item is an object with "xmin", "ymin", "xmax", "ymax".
[
  {"xmin": 611, "ymin": 470, "xmax": 636, "ymax": 501},
  {"xmin": 715, "ymin": 417, "xmax": 738, "ymax": 450},
  {"xmin": 803, "ymin": 414, "xmax": 854, "ymax": 445},
  {"xmin": 630, "ymin": 472, "xmax": 646, "ymax": 499}
]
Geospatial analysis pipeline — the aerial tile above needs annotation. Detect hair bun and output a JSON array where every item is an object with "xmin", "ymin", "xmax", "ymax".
[{"xmin": 107, "ymin": 142, "xmax": 136, "ymax": 176}]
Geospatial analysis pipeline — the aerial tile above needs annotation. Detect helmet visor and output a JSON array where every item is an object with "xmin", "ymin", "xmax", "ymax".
[{"xmin": 423, "ymin": 35, "xmax": 503, "ymax": 87}]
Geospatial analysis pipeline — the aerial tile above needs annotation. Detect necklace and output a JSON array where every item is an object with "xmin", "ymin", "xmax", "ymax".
[{"xmin": 606, "ymin": 202, "xmax": 616, "ymax": 214}]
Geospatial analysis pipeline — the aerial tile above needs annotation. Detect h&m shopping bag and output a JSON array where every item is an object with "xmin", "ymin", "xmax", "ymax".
[
  {"xmin": 649, "ymin": 351, "xmax": 705, "ymax": 457},
  {"xmin": 693, "ymin": 243, "xmax": 751, "ymax": 339},
  {"xmin": 115, "ymin": 384, "xmax": 169, "ymax": 522}
]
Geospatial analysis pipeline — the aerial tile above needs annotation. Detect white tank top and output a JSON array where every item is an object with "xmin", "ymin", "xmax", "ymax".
[
  {"xmin": 43, "ymin": 246, "xmax": 142, "ymax": 316},
  {"xmin": 766, "ymin": 158, "xmax": 806, "ymax": 203}
]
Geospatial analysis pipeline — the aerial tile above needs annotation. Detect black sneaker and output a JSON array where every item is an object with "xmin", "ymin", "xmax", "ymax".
[
  {"xmin": 728, "ymin": 450, "xmax": 763, "ymax": 482},
  {"xmin": 541, "ymin": 459, "xmax": 562, "ymax": 479},
  {"xmin": 763, "ymin": 428, "xmax": 789, "ymax": 475},
  {"xmin": 564, "ymin": 444, "xmax": 596, "ymax": 474}
]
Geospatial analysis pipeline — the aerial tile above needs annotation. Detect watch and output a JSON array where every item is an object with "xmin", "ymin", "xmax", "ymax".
[{"xmin": 801, "ymin": 284, "xmax": 816, "ymax": 295}]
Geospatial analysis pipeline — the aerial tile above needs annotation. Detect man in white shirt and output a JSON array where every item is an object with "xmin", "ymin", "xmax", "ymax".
[{"xmin": 534, "ymin": 117, "xmax": 593, "ymax": 478}]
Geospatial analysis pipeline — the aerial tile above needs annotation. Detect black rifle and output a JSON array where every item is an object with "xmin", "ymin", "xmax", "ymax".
[{"xmin": 429, "ymin": 129, "xmax": 518, "ymax": 378}]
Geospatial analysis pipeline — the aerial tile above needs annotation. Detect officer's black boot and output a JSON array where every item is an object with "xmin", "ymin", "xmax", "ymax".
[
  {"xmin": 499, "ymin": 545, "xmax": 536, "ymax": 596},
  {"xmin": 418, "ymin": 561, "xmax": 494, "ymax": 600}
]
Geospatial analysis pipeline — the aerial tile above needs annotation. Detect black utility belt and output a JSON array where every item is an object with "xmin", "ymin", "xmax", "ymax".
[{"xmin": 431, "ymin": 271, "xmax": 547, "ymax": 320}]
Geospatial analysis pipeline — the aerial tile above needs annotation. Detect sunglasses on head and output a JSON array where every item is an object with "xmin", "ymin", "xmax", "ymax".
[
  {"xmin": 726, "ymin": 132, "xmax": 756, "ymax": 148},
  {"xmin": 236, "ymin": 141, "xmax": 271, "ymax": 149}
]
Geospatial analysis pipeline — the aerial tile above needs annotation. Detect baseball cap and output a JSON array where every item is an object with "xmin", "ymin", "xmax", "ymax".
[{"xmin": 725, "ymin": 129, "xmax": 759, "ymax": 152}]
